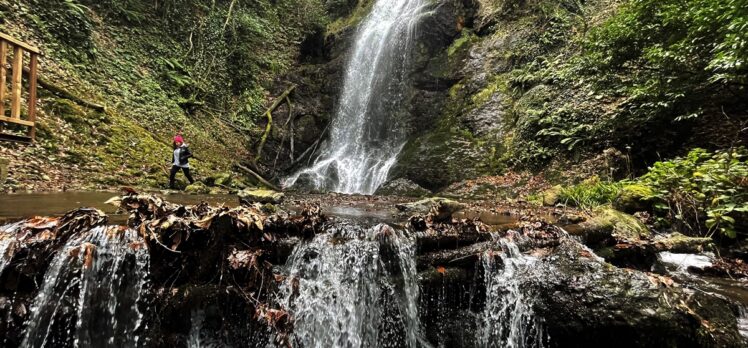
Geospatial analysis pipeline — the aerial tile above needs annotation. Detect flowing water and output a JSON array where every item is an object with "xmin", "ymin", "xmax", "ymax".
[
  {"xmin": 20, "ymin": 226, "xmax": 149, "ymax": 347},
  {"xmin": 284, "ymin": 0, "xmax": 427, "ymax": 194},
  {"xmin": 277, "ymin": 222, "xmax": 421, "ymax": 347},
  {"xmin": 477, "ymin": 240, "xmax": 546, "ymax": 348}
]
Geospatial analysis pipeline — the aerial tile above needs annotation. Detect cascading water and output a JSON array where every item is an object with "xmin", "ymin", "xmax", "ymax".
[
  {"xmin": 277, "ymin": 222, "xmax": 421, "ymax": 347},
  {"xmin": 477, "ymin": 240, "xmax": 546, "ymax": 348},
  {"xmin": 284, "ymin": 0, "xmax": 427, "ymax": 194},
  {"xmin": 0, "ymin": 231, "xmax": 14, "ymax": 276},
  {"xmin": 21, "ymin": 226, "xmax": 149, "ymax": 347}
]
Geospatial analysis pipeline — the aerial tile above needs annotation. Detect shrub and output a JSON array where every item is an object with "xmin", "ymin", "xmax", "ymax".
[
  {"xmin": 557, "ymin": 176, "xmax": 623, "ymax": 210},
  {"xmin": 637, "ymin": 147, "xmax": 748, "ymax": 238}
]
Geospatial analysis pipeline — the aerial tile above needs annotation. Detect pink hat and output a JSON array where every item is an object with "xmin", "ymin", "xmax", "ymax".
[{"xmin": 174, "ymin": 135, "xmax": 184, "ymax": 143}]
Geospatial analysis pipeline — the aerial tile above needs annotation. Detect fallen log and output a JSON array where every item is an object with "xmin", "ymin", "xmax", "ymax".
[
  {"xmin": 235, "ymin": 163, "xmax": 281, "ymax": 191},
  {"xmin": 23, "ymin": 67, "xmax": 106, "ymax": 112}
]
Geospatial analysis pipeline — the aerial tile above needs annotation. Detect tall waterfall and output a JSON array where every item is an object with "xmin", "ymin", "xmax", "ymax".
[
  {"xmin": 285, "ymin": 0, "xmax": 426, "ymax": 194},
  {"xmin": 21, "ymin": 226, "xmax": 150, "ymax": 347},
  {"xmin": 277, "ymin": 223, "xmax": 421, "ymax": 347}
]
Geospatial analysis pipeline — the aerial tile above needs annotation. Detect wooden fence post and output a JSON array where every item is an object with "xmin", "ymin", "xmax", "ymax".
[
  {"xmin": 0, "ymin": 41, "xmax": 7, "ymax": 118},
  {"xmin": 10, "ymin": 46, "xmax": 22, "ymax": 120},
  {"xmin": 27, "ymin": 53, "xmax": 37, "ymax": 140}
]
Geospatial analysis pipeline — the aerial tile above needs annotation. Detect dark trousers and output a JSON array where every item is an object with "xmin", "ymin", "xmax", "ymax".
[{"xmin": 169, "ymin": 165, "xmax": 194, "ymax": 189}]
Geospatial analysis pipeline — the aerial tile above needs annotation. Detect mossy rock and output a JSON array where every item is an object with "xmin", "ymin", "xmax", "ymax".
[
  {"xmin": 238, "ymin": 189, "xmax": 285, "ymax": 204},
  {"xmin": 652, "ymin": 233, "xmax": 713, "ymax": 253},
  {"xmin": 541, "ymin": 185, "xmax": 563, "ymax": 206},
  {"xmin": 572, "ymin": 207, "xmax": 650, "ymax": 245},
  {"xmin": 375, "ymin": 178, "xmax": 431, "ymax": 197},
  {"xmin": 613, "ymin": 184, "xmax": 655, "ymax": 213},
  {"xmin": 395, "ymin": 197, "xmax": 467, "ymax": 220},
  {"xmin": 185, "ymin": 182, "xmax": 210, "ymax": 194},
  {"xmin": 205, "ymin": 172, "xmax": 233, "ymax": 187}
]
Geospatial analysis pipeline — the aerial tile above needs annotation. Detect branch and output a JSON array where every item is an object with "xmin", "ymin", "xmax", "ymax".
[
  {"xmin": 235, "ymin": 164, "xmax": 281, "ymax": 191},
  {"xmin": 253, "ymin": 84, "xmax": 297, "ymax": 164},
  {"xmin": 23, "ymin": 68, "xmax": 106, "ymax": 112}
]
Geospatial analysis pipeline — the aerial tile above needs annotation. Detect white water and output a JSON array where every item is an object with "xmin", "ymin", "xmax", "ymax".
[
  {"xmin": 658, "ymin": 252, "xmax": 713, "ymax": 274},
  {"xmin": 284, "ymin": 0, "xmax": 427, "ymax": 194},
  {"xmin": 739, "ymin": 306, "xmax": 748, "ymax": 342},
  {"xmin": 21, "ymin": 226, "xmax": 150, "ymax": 347},
  {"xmin": 478, "ymin": 240, "xmax": 546, "ymax": 348},
  {"xmin": 0, "ymin": 233, "xmax": 14, "ymax": 276},
  {"xmin": 277, "ymin": 223, "xmax": 421, "ymax": 347}
]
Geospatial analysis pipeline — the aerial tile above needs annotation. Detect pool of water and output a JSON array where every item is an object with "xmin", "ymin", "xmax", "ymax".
[{"xmin": 0, "ymin": 191, "xmax": 240, "ymax": 225}]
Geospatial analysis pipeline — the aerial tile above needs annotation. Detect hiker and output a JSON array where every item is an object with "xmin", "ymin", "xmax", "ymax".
[{"xmin": 169, "ymin": 134, "xmax": 195, "ymax": 189}]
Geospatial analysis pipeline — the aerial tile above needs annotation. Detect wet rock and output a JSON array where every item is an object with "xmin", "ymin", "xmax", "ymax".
[
  {"xmin": 527, "ymin": 235, "xmax": 745, "ymax": 347},
  {"xmin": 396, "ymin": 197, "xmax": 467, "ymax": 219},
  {"xmin": 375, "ymin": 178, "xmax": 431, "ymax": 197},
  {"xmin": 238, "ymin": 189, "xmax": 285, "ymax": 204}
]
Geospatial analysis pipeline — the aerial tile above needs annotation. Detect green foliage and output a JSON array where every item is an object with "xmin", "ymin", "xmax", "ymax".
[
  {"xmin": 582, "ymin": 0, "xmax": 747, "ymax": 122},
  {"xmin": 636, "ymin": 147, "xmax": 748, "ymax": 238},
  {"xmin": 557, "ymin": 176, "xmax": 623, "ymax": 210},
  {"xmin": 27, "ymin": 0, "xmax": 95, "ymax": 58}
]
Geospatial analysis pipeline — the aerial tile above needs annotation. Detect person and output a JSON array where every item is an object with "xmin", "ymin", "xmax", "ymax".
[{"xmin": 169, "ymin": 135, "xmax": 195, "ymax": 189}]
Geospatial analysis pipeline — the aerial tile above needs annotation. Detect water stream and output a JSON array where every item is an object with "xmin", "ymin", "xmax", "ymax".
[
  {"xmin": 285, "ymin": 0, "xmax": 427, "ymax": 194},
  {"xmin": 277, "ymin": 222, "xmax": 421, "ymax": 347},
  {"xmin": 477, "ymin": 240, "xmax": 546, "ymax": 348},
  {"xmin": 20, "ymin": 226, "xmax": 150, "ymax": 347}
]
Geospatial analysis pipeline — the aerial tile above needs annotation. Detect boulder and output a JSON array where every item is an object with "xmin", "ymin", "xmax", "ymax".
[
  {"xmin": 395, "ymin": 197, "xmax": 467, "ymax": 220},
  {"xmin": 570, "ymin": 207, "xmax": 650, "ymax": 245},
  {"xmin": 527, "ymin": 236, "xmax": 745, "ymax": 347},
  {"xmin": 375, "ymin": 178, "xmax": 432, "ymax": 197},
  {"xmin": 613, "ymin": 183, "xmax": 656, "ymax": 213},
  {"xmin": 238, "ymin": 189, "xmax": 285, "ymax": 204},
  {"xmin": 184, "ymin": 182, "xmax": 210, "ymax": 194},
  {"xmin": 541, "ymin": 185, "xmax": 562, "ymax": 206}
]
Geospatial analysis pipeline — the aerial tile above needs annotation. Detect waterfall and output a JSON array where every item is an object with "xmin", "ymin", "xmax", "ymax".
[
  {"xmin": 21, "ymin": 226, "xmax": 150, "ymax": 347},
  {"xmin": 0, "ymin": 232, "xmax": 14, "ymax": 276},
  {"xmin": 285, "ymin": 0, "xmax": 427, "ymax": 194},
  {"xmin": 477, "ymin": 240, "xmax": 546, "ymax": 348},
  {"xmin": 277, "ymin": 223, "xmax": 421, "ymax": 347}
]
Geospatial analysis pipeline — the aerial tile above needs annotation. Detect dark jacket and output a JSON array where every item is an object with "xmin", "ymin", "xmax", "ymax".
[{"xmin": 171, "ymin": 145, "xmax": 192, "ymax": 166}]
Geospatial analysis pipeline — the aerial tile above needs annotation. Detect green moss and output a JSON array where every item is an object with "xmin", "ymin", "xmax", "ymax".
[
  {"xmin": 589, "ymin": 207, "xmax": 650, "ymax": 241},
  {"xmin": 447, "ymin": 31, "xmax": 477, "ymax": 57},
  {"xmin": 326, "ymin": 0, "xmax": 375, "ymax": 35}
]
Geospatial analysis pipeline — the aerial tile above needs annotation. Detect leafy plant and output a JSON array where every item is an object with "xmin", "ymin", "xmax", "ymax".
[
  {"xmin": 557, "ymin": 176, "xmax": 623, "ymax": 210},
  {"xmin": 637, "ymin": 147, "xmax": 748, "ymax": 238}
]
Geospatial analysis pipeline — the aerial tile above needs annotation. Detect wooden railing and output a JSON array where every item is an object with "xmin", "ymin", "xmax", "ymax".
[{"xmin": 0, "ymin": 32, "xmax": 39, "ymax": 142}]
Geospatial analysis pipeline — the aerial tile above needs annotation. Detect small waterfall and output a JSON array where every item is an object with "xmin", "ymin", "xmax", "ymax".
[
  {"xmin": 21, "ymin": 226, "xmax": 149, "ymax": 347},
  {"xmin": 0, "ymin": 231, "xmax": 14, "ymax": 276},
  {"xmin": 739, "ymin": 306, "xmax": 748, "ymax": 342},
  {"xmin": 477, "ymin": 240, "xmax": 546, "ymax": 348},
  {"xmin": 277, "ymin": 223, "xmax": 421, "ymax": 347},
  {"xmin": 285, "ymin": 0, "xmax": 427, "ymax": 194},
  {"xmin": 188, "ymin": 308, "xmax": 229, "ymax": 348}
]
